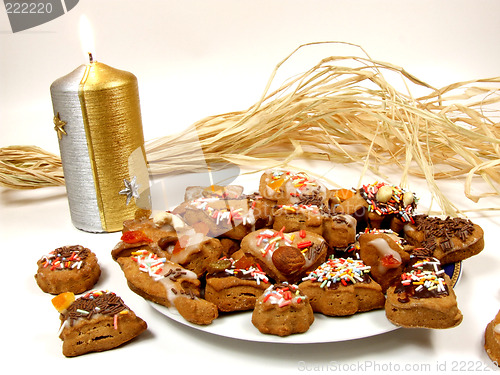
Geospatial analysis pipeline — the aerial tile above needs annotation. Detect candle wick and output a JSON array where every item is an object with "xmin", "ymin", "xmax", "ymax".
[{"xmin": 88, "ymin": 52, "xmax": 94, "ymax": 63}]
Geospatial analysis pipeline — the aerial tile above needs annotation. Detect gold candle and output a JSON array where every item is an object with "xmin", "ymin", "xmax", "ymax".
[{"xmin": 50, "ymin": 54, "xmax": 150, "ymax": 232}]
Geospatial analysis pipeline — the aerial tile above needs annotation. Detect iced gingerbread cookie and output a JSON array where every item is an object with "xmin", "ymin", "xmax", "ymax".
[
  {"xmin": 259, "ymin": 169, "xmax": 329, "ymax": 206},
  {"xmin": 358, "ymin": 230, "xmax": 411, "ymax": 292},
  {"xmin": 153, "ymin": 227, "xmax": 223, "ymax": 278},
  {"xmin": 205, "ymin": 255, "xmax": 270, "ymax": 312},
  {"xmin": 485, "ymin": 309, "xmax": 500, "ymax": 366},
  {"xmin": 272, "ymin": 202, "xmax": 356, "ymax": 253},
  {"xmin": 385, "ymin": 256, "xmax": 462, "ymax": 329},
  {"xmin": 52, "ymin": 290, "xmax": 147, "ymax": 357},
  {"xmin": 252, "ymin": 282, "xmax": 314, "ymax": 336},
  {"xmin": 403, "ymin": 214, "xmax": 484, "ymax": 264},
  {"xmin": 299, "ymin": 257, "xmax": 385, "ymax": 316},
  {"xmin": 35, "ymin": 245, "xmax": 101, "ymax": 295},
  {"xmin": 115, "ymin": 249, "xmax": 218, "ymax": 325},
  {"xmin": 173, "ymin": 191, "xmax": 273, "ymax": 240},
  {"xmin": 240, "ymin": 228, "xmax": 327, "ymax": 283},
  {"xmin": 183, "ymin": 184, "xmax": 245, "ymax": 201}
]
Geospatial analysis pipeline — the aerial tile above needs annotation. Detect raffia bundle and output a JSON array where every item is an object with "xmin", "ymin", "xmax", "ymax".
[{"xmin": 1, "ymin": 42, "xmax": 499, "ymax": 215}]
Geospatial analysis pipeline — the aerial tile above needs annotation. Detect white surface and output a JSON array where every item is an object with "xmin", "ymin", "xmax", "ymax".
[
  {"xmin": 2, "ymin": 1, "xmax": 500, "ymax": 374},
  {"xmin": 150, "ymin": 297, "xmax": 399, "ymax": 345}
]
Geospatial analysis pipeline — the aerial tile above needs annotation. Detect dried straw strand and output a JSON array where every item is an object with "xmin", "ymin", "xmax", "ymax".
[
  {"xmin": 0, "ymin": 145, "xmax": 64, "ymax": 189},
  {"xmin": 1, "ymin": 42, "xmax": 499, "ymax": 216}
]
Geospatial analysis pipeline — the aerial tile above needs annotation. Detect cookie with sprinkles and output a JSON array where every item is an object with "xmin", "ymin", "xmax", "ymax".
[
  {"xmin": 205, "ymin": 255, "xmax": 270, "ymax": 312},
  {"xmin": 35, "ymin": 245, "xmax": 101, "ymax": 295},
  {"xmin": 240, "ymin": 228, "xmax": 328, "ymax": 283},
  {"xmin": 259, "ymin": 169, "xmax": 329, "ymax": 206},
  {"xmin": 252, "ymin": 282, "xmax": 314, "ymax": 336},
  {"xmin": 115, "ymin": 249, "xmax": 218, "ymax": 325},
  {"xmin": 385, "ymin": 256, "xmax": 462, "ymax": 329},
  {"xmin": 335, "ymin": 182, "xmax": 417, "ymax": 233},
  {"xmin": 299, "ymin": 257, "xmax": 385, "ymax": 316},
  {"xmin": 53, "ymin": 290, "xmax": 147, "ymax": 357},
  {"xmin": 173, "ymin": 190, "xmax": 274, "ymax": 240}
]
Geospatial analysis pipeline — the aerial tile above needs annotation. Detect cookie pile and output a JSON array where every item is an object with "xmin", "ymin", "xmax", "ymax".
[{"xmin": 110, "ymin": 169, "xmax": 485, "ymax": 336}]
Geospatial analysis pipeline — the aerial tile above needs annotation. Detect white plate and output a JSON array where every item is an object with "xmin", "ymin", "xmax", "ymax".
[
  {"xmin": 147, "ymin": 170, "xmax": 462, "ymax": 343},
  {"xmin": 149, "ymin": 302, "xmax": 397, "ymax": 344},
  {"xmin": 149, "ymin": 262, "xmax": 461, "ymax": 344}
]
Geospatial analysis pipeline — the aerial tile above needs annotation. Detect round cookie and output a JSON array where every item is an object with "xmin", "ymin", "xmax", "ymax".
[{"xmin": 35, "ymin": 245, "xmax": 101, "ymax": 295}]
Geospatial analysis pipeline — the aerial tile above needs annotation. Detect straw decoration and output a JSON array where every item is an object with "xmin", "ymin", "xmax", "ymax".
[{"xmin": 1, "ymin": 42, "xmax": 499, "ymax": 216}]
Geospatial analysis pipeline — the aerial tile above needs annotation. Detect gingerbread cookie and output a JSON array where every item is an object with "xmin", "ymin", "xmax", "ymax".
[
  {"xmin": 335, "ymin": 182, "xmax": 417, "ymax": 232},
  {"xmin": 259, "ymin": 169, "xmax": 329, "ymax": 206},
  {"xmin": 358, "ymin": 230, "xmax": 411, "ymax": 292},
  {"xmin": 53, "ymin": 290, "xmax": 147, "ymax": 357},
  {"xmin": 252, "ymin": 282, "xmax": 314, "ymax": 336},
  {"xmin": 115, "ymin": 249, "xmax": 218, "ymax": 325},
  {"xmin": 403, "ymin": 214, "xmax": 484, "ymax": 264},
  {"xmin": 485, "ymin": 309, "xmax": 500, "ymax": 366},
  {"xmin": 240, "ymin": 228, "xmax": 327, "ymax": 283},
  {"xmin": 156, "ymin": 228, "xmax": 223, "ymax": 277},
  {"xmin": 35, "ymin": 245, "xmax": 101, "ymax": 295},
  {"xmin": 385, "ymin": 256, "xmax": 462, "ymax": 329},
  {"xmin": 300, "ymin": 257, "xmax": 385, "ymax": 316},
  {"xmin": 272, "ymin": 203, "xmax": 356, "ymax": 253},
  {"xmin": 205, "ymin": 256, "xmax": 270, "ymax": 312},
  {"xmin": 173, "ymin": 192, "xmax": 273, "ymax": 240}
]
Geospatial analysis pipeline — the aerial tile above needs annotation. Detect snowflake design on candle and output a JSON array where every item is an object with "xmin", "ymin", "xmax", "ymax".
[{"xmin": 119, "ymin": 176, "xmax": 140, "ymax": 205}]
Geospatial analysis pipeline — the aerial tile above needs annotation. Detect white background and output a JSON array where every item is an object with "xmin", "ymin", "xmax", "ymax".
[{"xmin": 1, "ymin": 1, "xmax": 500, "ymax": 374}]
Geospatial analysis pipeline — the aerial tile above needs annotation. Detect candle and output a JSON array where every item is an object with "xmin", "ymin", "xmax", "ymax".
[{"xmin": 50, "ymin": 18, "xmax": 150, "ymax": 233}]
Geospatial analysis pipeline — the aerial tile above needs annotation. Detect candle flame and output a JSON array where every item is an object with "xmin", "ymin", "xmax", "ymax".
[{"xmin": 79, "ymin": 15, "xmax": 95, "ymax": 63}]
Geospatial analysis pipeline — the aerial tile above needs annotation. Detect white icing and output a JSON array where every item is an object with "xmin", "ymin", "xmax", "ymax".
[
  {"xmin": 158, "ymin": 261, "xmax": 198, "ymax": 303},
  {"xmin": 169, "ymin": 228, "xmax": 206, "ymax": 265}
]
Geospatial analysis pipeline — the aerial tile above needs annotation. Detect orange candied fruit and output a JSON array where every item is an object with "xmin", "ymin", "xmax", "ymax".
[
  {"xmin": 121, "ymin": 230, "xmax": 152, "ymax": 244},
  {"xmin": 268, "ymin": 178, "xmax": 285, "ymax": 191},
  {"xmin": 335, "ymin": 188, "xmax": 355, "ymax": 201},
  {"xmin": 51, "ymin": 292, "xmax": 75, "ymax": 313}
]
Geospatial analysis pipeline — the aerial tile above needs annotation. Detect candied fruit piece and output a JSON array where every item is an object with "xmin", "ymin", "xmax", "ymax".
[
  {"xmin": 380, "ymin": 254, "xmax": 402, "ymax": 268},
  {"xmin": 121, "ymin": 230, "xmax": 152, "ymax": 244},
  {"xmin": 268, "ymin": 178, "xmax": 285, "ymax": 191},
  {"xmin": 51, "ymin": 292, "xmax": 75, "ymax": 313},
  {"xmin": 335, "ymin": 189, "xmax": 354, "ymax": 201}
]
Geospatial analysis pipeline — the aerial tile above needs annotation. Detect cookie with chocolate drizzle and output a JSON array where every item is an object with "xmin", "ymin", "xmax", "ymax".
[
  {"xmin": 35, "ymin": 245, "xmax": 101, "ymax": 295},
  {"xmin": 385, "ymin": 256, "xmax": 462, "ymax": 329},
  {"xmin": 403, "ymin": 214, "xmax": 484, "ymax": 264},
  {"xmin": 55, "ymin": 290, "xmax": 147, "ymax": 357},
  {"xmin": 115, "ymin": 249, "xmax": 218, "ymax": 325}
]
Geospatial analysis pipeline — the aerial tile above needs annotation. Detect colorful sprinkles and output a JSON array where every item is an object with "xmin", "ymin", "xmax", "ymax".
[
  {"xmin": 40, "ymin": 245, "xmax": 90, "ymax": 271},
  {"xmin": 131, "ymin": 250, "xmax": 168, "ymax": 281},
  {"xmin": 302, "ymin": 257, "xmax": 372, "ymax": 288},
  {"xmin": 261, "ymin": 282, "xmax": 304, "ymax": 307},
  {"xmin": 395, "ymin": 256, "xmax": 449, "ymax": 300},
  {"xmin": 360, "ymin": 181, "xmax": 417, "ymax": 222},
  {"xmin": 215, "ymin": 257, "xmax": 270, "ymax": 285},
  {"xmin": 187, "ymin": 197, "xmax": 254, "ymax": 226}
]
